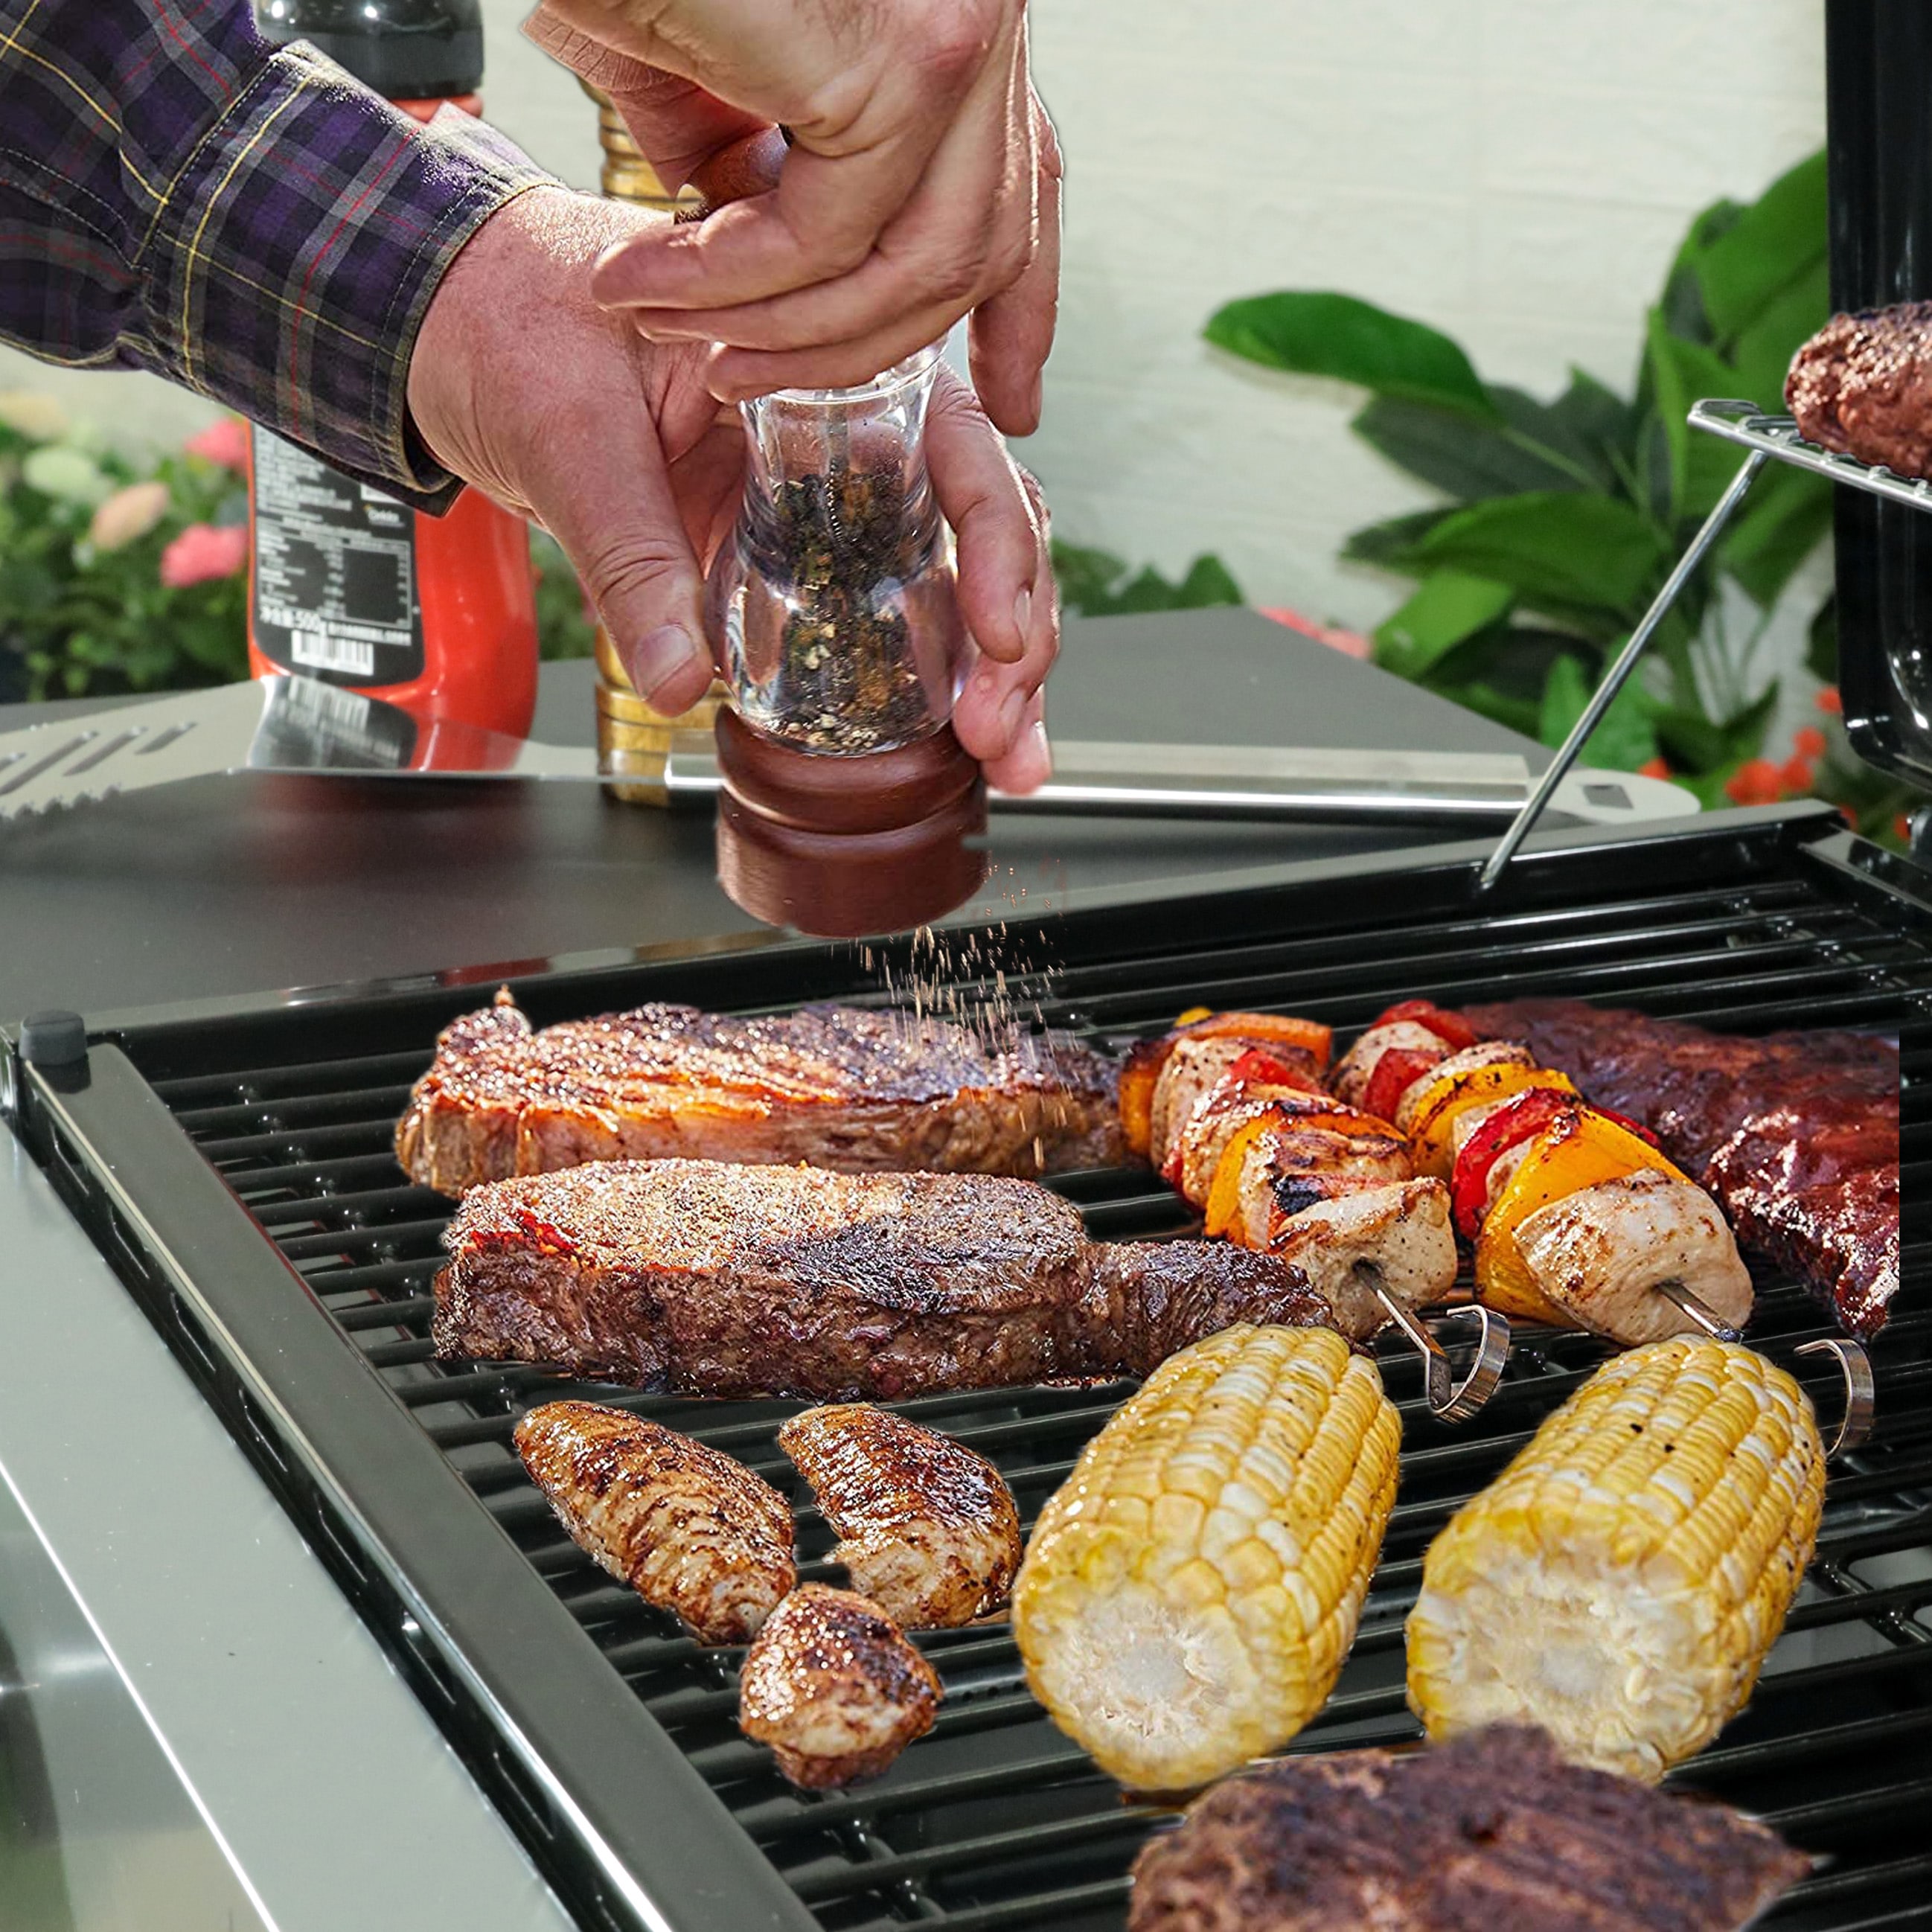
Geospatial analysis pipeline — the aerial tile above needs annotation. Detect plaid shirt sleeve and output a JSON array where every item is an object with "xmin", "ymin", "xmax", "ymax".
[{"xmin": 0, "ymin": 0, "xmax": 558, "ymax": 507}]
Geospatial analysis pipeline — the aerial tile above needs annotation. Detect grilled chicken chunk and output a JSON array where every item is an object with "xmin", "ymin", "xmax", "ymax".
[
  {"xmin": 1391, "ymin": 1040, "xmax": 1535, "ymax": 1133},
  {"xmin": 512, "ymin": 1401, "xmax": 795, "ymax": 1644},
  {"xmin": 1329, "ymin": 1020, "xmax": 1444, "ymax": 1111},
  {"xmin": 1128, "ymin": 1725, "xmax": 1807, "ymax": 1932},
  {"xmin": 779, "ymin": 1406, "xmax": 1021, "ymax": 1628},
  {"xmin": 1148, "ymin": 1035, "xmax": 1278, "ymax": 1172},
  {"xmin": 1511, "ymin": 1168, "xmax": 1755, "ymax": 1345},
  {"xmin": 738, "ymin": 1584, "xmax": 941, "ymax": 1789},
  {"xmin": 1170, "ymin": 1083, "xmax": 1340, "ymax": 1206},
  {"xmin": 1250, "ymin": 1179, "xmax": 1459, "ymax": 1337}
]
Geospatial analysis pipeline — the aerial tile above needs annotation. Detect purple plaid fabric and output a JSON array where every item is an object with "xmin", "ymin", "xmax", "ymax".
[{"xmin": 0, "ymin": 0, "xmax": 555, "ymax": 505}]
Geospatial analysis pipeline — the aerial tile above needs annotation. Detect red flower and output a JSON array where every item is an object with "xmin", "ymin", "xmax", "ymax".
[
  {"xmin": 1637, "ymin": 756, "xmax": 1671, "ymax": 780},
  {"xmin": 1793, "ymin": 726, "xmax": 1827, "ymax": 759},
  {"xmin": 1780, "ymin": 755, "xmax": 1816, "ymax": 793},
  {"xmin": 1815, "ymin": 685, "xmax": 1843, "ymax": 716},
  {"xmin": 185, "ymin": 415, "xmax": 250, "ymax": 473},
  {"xmin": 1724, "ymin": 758, "xmax": 1785, "ymax": 806},
  {"xmin": 1840, "ymin": 805, "xmax": 1858, "ymax": 828},
  {"xmin": 159, "ymin": 522, "xmax": 247, "ymax": 587},
  {"xmin": 1896, "ymin": 814, "xmax": 1915, "ymax": 845}
]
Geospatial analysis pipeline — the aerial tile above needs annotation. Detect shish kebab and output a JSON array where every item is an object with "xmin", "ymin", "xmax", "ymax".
[{"xmin": 1127, "ymin": 999, "xmax": 1754, "ymax": 1356}]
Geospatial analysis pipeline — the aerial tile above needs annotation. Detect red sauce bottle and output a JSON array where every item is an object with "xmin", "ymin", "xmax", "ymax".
[{"xmin": 246, "ymin": 1, "xmax": 537, "ymax": 739}]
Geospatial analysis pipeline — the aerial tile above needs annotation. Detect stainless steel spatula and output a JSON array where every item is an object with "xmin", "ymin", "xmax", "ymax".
[{"xmin": 0, "ymin": 676, "xmax": 1695, "ymax": 828}]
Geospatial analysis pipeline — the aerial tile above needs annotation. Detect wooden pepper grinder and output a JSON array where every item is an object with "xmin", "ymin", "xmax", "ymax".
[{"xmin": 687, "ymin": 135, "xmax": 990, "ymax": 935}]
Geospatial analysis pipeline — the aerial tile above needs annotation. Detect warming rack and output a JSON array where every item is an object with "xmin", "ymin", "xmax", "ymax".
[{"xmin": 1482, "ymin": 397, "xmax": 1921, "ymax": 890}]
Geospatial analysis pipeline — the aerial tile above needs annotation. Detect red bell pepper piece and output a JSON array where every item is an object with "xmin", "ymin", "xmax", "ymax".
[
  {"xmin": 1369, "ymin": 999, "xmax": 1480, "ymax": 1052},
  {"xmin": 1449, "ymin": 1086, "xmax": 1577, "ymax": 1239},
  {"xmin": 1361, "ymin": 1043, "xmax": 1445, "ymax": 1127}
]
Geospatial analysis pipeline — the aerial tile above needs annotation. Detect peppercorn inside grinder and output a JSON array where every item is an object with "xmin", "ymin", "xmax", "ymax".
[{"xmin": 705, "ymin": 345, "xmax": 989, "ymax": 936}]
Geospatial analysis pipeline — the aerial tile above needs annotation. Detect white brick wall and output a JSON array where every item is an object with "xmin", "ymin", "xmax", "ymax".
[{"xmin": 1, "ymin": 0, "xmax": 1827, "ymax": 644}]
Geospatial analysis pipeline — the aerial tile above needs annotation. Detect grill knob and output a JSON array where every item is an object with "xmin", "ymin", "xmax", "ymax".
[{"xmin": 19, "ymin": 1010, "xmax": 87, "ymax": 1068}]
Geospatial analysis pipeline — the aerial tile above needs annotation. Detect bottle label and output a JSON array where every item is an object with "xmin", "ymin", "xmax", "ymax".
[{"xmin": 251, "ymin": 428, "xmax": 425, "ymax": 687}]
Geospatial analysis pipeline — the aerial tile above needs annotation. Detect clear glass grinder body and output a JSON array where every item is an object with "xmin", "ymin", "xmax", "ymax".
[{"xmin": 705, "ymin": 345, "xmax": 967, "ymax": 755}]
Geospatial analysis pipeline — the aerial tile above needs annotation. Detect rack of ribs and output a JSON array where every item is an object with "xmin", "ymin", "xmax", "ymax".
[
  {"xmin": 431, "ymin": 1159, "xmax": 1343, "ymax": 1400},
  {"xmin": 1465, "ymin": 999, "xmax": 1900, "ymax": 1338},
  {"xmin": 397, "ymin": 991, "xmax": 1125, "ymax": 1195}
]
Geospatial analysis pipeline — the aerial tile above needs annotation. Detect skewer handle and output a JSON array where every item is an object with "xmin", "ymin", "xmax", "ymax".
[
  {"xmin": 1476, "ymin": 446, "xmax": 1768, "ymax": 893},
  {"xmin": 1794, "ymin": 1337, "xmax": 1877, "ymax": 1459},
  {"xmin": 1372, "ymin": 1283, "xmax": 1511, "ymax": 1423}
]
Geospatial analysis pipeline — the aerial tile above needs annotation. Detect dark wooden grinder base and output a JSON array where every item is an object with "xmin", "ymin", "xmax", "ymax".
[{"xmin": 712, "ymin": 708, "xmax": 989, "ymax": 938}]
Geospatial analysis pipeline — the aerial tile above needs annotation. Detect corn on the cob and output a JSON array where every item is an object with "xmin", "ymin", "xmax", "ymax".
[
  {"xmin": 1405, "ymin": 1337, "xmax": 1825, "ymax": 1782},
  {"xmin": 1013, "ymin": 1323, "xmax": 1400, "ymax": 1790}
]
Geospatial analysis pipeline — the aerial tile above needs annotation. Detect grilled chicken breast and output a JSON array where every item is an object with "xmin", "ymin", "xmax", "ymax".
[
  {"xmin": 737, "ymin": 1584, "xmax": 941, "ymax": 1789},
  {"xmin": 512, "ymin": 1401, "xmax": 795, "ymax": 1644},
  {"xmin": 779, "ymin": 1406, "xmax": 1021, "ymax": 1628},
  {"xmin": 1248, "ymin": 1178, "xmax": 1459, "ymax": 1338}
]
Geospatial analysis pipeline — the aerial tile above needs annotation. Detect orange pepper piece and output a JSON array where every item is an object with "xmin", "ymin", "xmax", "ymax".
[
  {"xmin": 1474, "ymin": 1108, "xmax": 1686, "ymax": 1322},
  {"xmin": 1409, "ymin": 1064, "xmax": 1577, "ymax": 1180}
]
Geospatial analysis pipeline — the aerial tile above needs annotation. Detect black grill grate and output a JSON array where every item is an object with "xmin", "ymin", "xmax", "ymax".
[{"xmin": 78, "ymin": 851, "xmax": 1932, "ymax": 1929}]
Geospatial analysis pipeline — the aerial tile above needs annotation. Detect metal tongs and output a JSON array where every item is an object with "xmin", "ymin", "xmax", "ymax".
[{"xmin": 0, "ymin": 674, "xmax": 1699, "ymax": 828}]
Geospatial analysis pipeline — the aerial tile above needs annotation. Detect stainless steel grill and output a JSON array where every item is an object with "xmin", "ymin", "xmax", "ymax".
[{"xmin": 10, "ymin": 805, "xmax": 1928, "ymax": 1931}]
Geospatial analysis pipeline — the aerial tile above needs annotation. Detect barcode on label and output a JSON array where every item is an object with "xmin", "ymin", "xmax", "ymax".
[{"xmin": 290, "ymin": 630, "xmax": 375, "ymax": 676}]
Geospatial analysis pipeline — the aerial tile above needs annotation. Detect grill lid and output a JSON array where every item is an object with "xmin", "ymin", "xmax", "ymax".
[{"xmin": 1824, "ymin": 0, "xmax": 1932, "ymax": 792}]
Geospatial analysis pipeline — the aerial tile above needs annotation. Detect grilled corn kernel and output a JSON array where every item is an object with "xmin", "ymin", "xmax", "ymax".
[
  {"xmin": 1405, "ymin": 1337, "xmax": 1825, "ymax": 1782},
  {"xmin": 1013, "ymin": 1324, "xmax": 1400, "ymax": 1790}
]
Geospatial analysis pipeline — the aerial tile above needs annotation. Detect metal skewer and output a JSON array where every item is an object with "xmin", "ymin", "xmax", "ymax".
[
  {"xmin": 1654, "ymin": 1279, "xmax": 1744, "ymax": 1344},
  {"xmin": 1477, "ymin": 443, "xmax": 1769, "ymax": 893},
  {"xmin": 1357, "ymin": 1263, "xmax": 1510, "ymax": 1422}
]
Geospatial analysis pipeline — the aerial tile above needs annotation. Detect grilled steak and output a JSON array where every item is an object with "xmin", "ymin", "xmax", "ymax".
[
  {"xmin": 1466, "ymin": 998, "xmax": 1899, "ymax": 1337},
  {"xmin": 397, "ymin": 989, "xmax": 1124, "ymax": 1194},
  {"xmin": 1127, "ymin": 1725, "xmax": 1807, "ymax": 1932},
  {"xmin": 1788, "ymin": 302, "xmax": 1932, "ymax": 478},
  {"xmin": 432, "ymin": 1159, "xmax": 1340, "ymax": 1400}
]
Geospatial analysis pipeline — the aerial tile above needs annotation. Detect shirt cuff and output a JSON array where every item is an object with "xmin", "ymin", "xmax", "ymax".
[{"xmin": 140, "ymin": 43, "xmax": 557, "ymax": 511}]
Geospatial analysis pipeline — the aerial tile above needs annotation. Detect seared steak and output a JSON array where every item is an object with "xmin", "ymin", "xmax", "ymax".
[
  {"xmin": 1466, "ymin": 998, "xmax": 1899, "ymax": 1337},
  {"xmin": 1128, "ymin": 1725, "xmax": 1806, "ymax": 1932},
  {"xmin": 1788, "ymin": 302, "xmax": 1932, "ymax": 478},
  {"xmin": 397, "ymin": 990, "xmax": 1124, "ymax": 1194},
  {"xmin": 432, "ymin": 1159, "xmax": 1339, "ymax": 1400}
]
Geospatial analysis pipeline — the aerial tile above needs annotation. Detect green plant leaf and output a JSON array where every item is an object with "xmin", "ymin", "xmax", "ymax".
[
  {"xmin": 1423, "ymin": 675, "xmax": 1543, "ymax": 738},
  {"xmin": 1695, "ymin": 150, "xmax": 1827, "ymax": 347},
  {"xmin": 1340, "ymin": 507, "xmax": 1462, "ymax": 570},
  {"xmin": 1049, "ymin": 538, "xmax": 1129, "ymax": 612},
  {"xmin": 1720, "ymin": 463, "xmax": 1832, "ymax": 607},
  {"xmin": 1349, "ymin": 396, "xmax": 1584, "ymax": 500},
  {"xmin": 1645, "ymin": 309, "xmax": 1750, "ymax": 521},
  {"xmin": 1049, "ymin": 540, "xmax": 1243, "ymax": 617},
  {"xmin": 1398, "ymin": 492, "xmax": 1666, "ymax": 615},
  {"xmin": 1203, "ymin": 292, "xmax": 1499, "ymax": 418},
  {"xmin": 1718, "ymin": 682, "xmax": 1780, "ymax": 762},
  {"xmin": 1537, "ymin": 651, "xmax": 1660, "ymax": 770},
  {"xmin": 1657, "ymin": 195, "xmax": 1747, "ymax": 345},
  {"xmin": 1652, "ymin": 705, "xmax": 1729, "ymax": 774},
  {"xmin": 1373, "ymin": 571, "xmax": 1513, "ymax": 679},
  {"xmin": 1728, "ymin": 254, "xmax": 1830, "ymax": 411}
]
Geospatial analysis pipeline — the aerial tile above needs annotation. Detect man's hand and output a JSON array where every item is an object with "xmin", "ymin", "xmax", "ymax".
[
  {"xmin": 522, "ymin": 0, "xmax": 1060, "ymax": 435},
  {"xmin": 406, "ymin": 188, "xmax": 1055, "ymax": 787}
]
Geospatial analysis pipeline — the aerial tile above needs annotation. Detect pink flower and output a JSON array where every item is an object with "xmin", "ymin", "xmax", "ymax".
[
  {"xmin": 185, "ymin": 415, "xmax": 251, "ymax": 472},
  {"xmin": 89, "ymin": 480, "xmax": 170, "ymax": 551},
  {"xmin": 1257, "ymin": 605, "xmax": 1372, "ymax": 660},
  {"xmin": 160, "ymin": 522, "xmax": 248, "ymax": 587}
]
